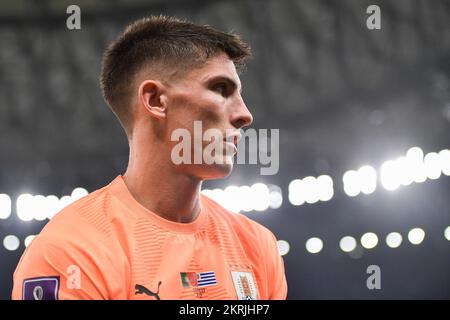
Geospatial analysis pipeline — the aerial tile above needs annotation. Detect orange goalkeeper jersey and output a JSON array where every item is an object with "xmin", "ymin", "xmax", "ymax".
[{"xmin": 12, "ymin": 175, "xmax": 287, "ymax": 300}]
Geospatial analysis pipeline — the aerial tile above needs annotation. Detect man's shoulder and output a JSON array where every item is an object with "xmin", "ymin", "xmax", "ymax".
[
  {"xmin": 16, "ymin": 183, "xmax": 123, "ymax": 275},
  {"xmin": 201, "ymin": 194, "xmax": 275, "ymax": 242},
  {"xmin": 37, "ymin": 183, "xmax": 114, "ymax": 243},
  {"xmin": 12, "ymin": 183, "xmax": 129, "ymax": 300}
]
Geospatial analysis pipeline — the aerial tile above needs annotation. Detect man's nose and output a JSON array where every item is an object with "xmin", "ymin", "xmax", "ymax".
[{"xmin": 231, "ymin": 96, "xmax": 253, "ymax": 129}]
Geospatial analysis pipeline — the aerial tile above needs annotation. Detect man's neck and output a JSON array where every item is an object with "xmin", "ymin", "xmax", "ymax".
[{"xmin": 123, "ymin": 146, "xmax": 202, "ymax": 224}]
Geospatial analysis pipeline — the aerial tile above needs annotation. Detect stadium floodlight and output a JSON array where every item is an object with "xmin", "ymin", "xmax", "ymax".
[
  {"xmin": 317, "ymin": 175, "xmax": 334, "ymax": 201},
  {"xmin": 358, "ymin": 166, "xmax": 377, "ymax": 195},
  {"xmin": 71, "ymin": 187, "xmax": 88, "ymax": 201},
  {"xmin": 380, "ymin": 160, "xmax": 401, "ymax": 191},
  {"xmin": 33, "ymin": 195, "xmax": 48, "ymax": 221},
  {"xmin": 408, "ymin": 228, "xmax": 425, "ymax": 245},
  {"xmin": 343, "ymin": 170, "xmax": 360, "ymax": 197},
  {"xmin": 406, "ymin": 147, "xmax": 427, "ymax": 183},
  {"xmin": 289, "ymin": 175, "xmax": 334, "ymax": 205},
  {"xmin": 16, "ymin": 193, "xmax": 34, "ymax": 222},
  {"xmin": 277, "ymin": 240, "xmax": 290, "ymax": 256},
  {"xmin": 423, "ymin": 152, "xmax": 442, "ymax": 180},
  {"xmin": 251, "ymin": 183, "xmax": 270, "ymax": 211},
  {"xmin": 288, "ymin": 179, "xmax": 306, "ymax": 206},
  {"xmin": 203, "ymin": 183, "xmax": 275, "ymax": 213},
  {"xmin": 445, "ymin": 226, "xmax": 450, "ymax": 241},
  {"xmin": 305, "ymin": 237, "xmax": 323, "ymax": 254},
  {"xmin": 396, "ymin": 157, "xmax": 414, "ymax": 186},
  {"xmin": 3, "ymin": 235, "xmax": 20, "ymax": 251},
  {"xmin": 439, "ymin": 149, "xmax": 450, "ymax": 176},
  {"xmin": 386, "ymin": 232, "xmax": 403, "ymax": 248},
  {"xmin": 361, "ymin": 232, "xmax": 378, "ymax": 249},
  {"xmin": 340, "ymin": 236, "xmax": 357, "ymax": 253},
  {"xmin": 223, "ymin": 185, "xmax": 241, "ymax": 212},
  {"xmin": 301, "ymin": 176, "xmax": 319, "ymax": 204},
  {"xmin": 239, "ymin": 186, "xmax": 254, "ymax": 212},
  {"xmin": 268, "ymin": 185, "xmax": 283, "ymax": 209},
  {"xmin": 0, "ymin": 194, "xmax": 12, "ymax": 219},
  {"xmin": 24, "ymin": 235, "xmax": 36, "ymax": 247}
]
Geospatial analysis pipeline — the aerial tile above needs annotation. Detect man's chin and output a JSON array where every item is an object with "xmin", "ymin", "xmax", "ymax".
[
  {"xmin": 200, "ymin": 162, "xmax": 234, "ymax": 180},
  {"xmin": 184, "ymin": 157, "xmax": 234, "ymax": 180},
  {"xmin": 174, "ymin": 156, "xmax": 235, "ymax": 180}
]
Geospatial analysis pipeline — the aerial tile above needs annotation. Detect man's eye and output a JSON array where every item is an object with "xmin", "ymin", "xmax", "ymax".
[{"xmin": 212, "ymin": 83, "xmax": 228, "ymax": 97}]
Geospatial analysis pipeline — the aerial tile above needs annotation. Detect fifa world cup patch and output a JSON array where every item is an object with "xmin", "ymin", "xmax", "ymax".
[
  {"xmin": 231, "ymin": 271, "xmax": 258, "ymax": 300},
  {"xmin": 22, "ymin": 276, "xmax": 60, "ymax": 300}
]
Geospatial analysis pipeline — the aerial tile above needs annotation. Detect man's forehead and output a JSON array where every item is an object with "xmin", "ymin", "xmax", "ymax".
[{"xmin": 190, "ymin": 54, "xmax": 242, "ymax": 87}]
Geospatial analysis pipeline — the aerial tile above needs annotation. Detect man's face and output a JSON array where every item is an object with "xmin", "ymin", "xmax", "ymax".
[{"xmin": 164, "ymin": 53, "xmax": 253, "ymax": 180}]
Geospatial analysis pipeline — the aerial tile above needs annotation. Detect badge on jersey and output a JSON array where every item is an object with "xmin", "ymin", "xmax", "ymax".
[
  {"xmin": 231, "ymin": 271, "xmax": 258, "ymax": 300},
  {"xmin": 22, "ymin": 276, "xmax": 60, "ymax": 300},
  {"xmin": 180, "ymin": 271, "xmax": 218, "ymax": 288},
  {"xmin": 180, "ymin": 271, "xmax": 217, "ymax": 298}
]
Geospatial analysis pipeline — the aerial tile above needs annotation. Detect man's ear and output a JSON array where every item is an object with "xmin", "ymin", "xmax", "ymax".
[{"xmin": 138, "ymin": 80, "xmax": 167, "ymax": 119}]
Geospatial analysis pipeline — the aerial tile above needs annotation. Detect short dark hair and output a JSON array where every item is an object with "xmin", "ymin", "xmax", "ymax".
[{"xmin": 99, "ymin": 15, "xmax": 252, "ymax": 138}]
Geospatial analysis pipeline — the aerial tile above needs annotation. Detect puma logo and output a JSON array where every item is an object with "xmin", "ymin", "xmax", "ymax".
[{"xmin": 135, "ymin": 282, "xmax": 162, "ymax": 300}]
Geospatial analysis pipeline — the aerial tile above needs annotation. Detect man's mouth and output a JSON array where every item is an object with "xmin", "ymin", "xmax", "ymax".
[
  {"xmin": 224, "ymin": 132, "xmax": 241, "ymax": 147},
  {"xmin": 221, "ymin": 132, "xmax": 240, "ymax": 156}
]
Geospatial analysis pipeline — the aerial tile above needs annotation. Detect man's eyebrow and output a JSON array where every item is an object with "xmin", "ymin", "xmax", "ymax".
[{"xmin": 206, "ymin": 75, "xmax": 242, "ymax": 93}]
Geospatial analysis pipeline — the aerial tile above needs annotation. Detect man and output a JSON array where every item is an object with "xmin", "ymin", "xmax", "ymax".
[{"xmin": 12, "ymin": 15, "xmax": 287, "ymax": 300}]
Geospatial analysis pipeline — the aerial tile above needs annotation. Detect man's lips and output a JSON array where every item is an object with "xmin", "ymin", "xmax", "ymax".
[
  {"xmin": 221, "ymin": 132, "xmax": 240, "ymax": 156},
  {"xmin": 224, "ymin": 132, "xmax": 242, "ymax": 146}
]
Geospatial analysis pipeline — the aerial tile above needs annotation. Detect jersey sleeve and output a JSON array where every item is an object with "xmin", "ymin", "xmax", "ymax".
[{"xmin": 12, "ymin": 214, "xmax": 128, "ymax": 300}]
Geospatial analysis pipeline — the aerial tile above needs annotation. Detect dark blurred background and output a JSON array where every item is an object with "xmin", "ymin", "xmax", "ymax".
[{"xmin": 0, "ymin": 0, "xmax": 449, "ymax": 299}]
